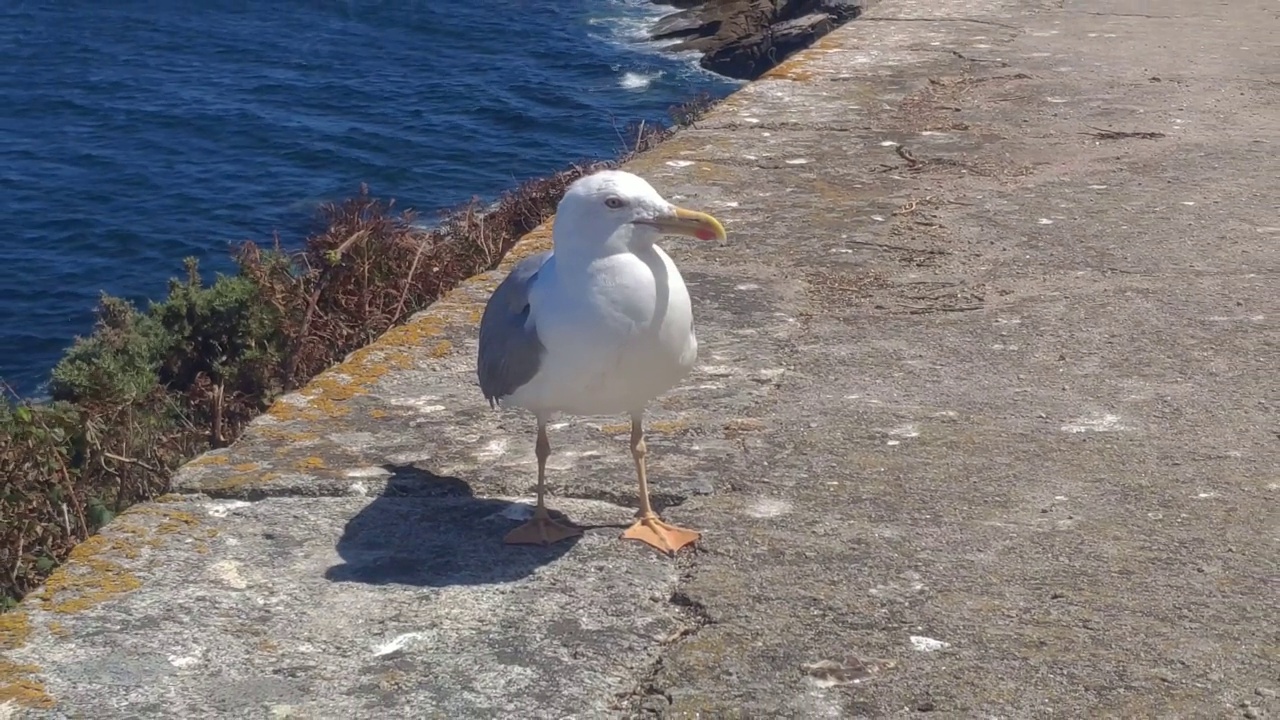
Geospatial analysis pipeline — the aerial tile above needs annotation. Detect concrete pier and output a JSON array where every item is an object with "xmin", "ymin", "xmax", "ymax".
[{"xmin": 4, "ymin": 0, "xmax": 1278, "ymax": 717}]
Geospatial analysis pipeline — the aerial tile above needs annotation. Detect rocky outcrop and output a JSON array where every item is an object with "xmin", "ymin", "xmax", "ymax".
[{"xmin": 649, "ymin": 0, "xmax": 865, "ymax": 80}]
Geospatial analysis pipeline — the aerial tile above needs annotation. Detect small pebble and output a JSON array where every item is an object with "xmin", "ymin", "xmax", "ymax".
[
  {"xmin": 1242, "ymin": 708, "xmax": 1258, "ymax": 719},
  {"xmin": 1257, "ymin": 688, "xmax": 1278, "ymax": 698},
  {"xmin": 683, "ymin": 478, "xmax": 715, "ymax": 496},
  {"xmin": 915, "ymin": 700, "xmax": 935, "ymax": 712}
]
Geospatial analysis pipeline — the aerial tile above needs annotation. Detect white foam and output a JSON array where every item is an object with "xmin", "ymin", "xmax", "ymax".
[
  {"xmin": 619, "ymin": 70, "xmax": 663, "ymax": 91},
  {"xmin": 586, "ymin": 0, "xmax": 747, "ymax": 83}
]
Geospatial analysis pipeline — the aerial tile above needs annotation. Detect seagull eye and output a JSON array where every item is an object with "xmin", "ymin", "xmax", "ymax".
[{"xmin": 603, "ymin": 196, "xmax": 626, "ymax": 210}]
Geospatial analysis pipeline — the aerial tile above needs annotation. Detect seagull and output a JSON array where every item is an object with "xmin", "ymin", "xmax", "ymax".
[{"xmin": 476, "ymin": 169, "xmax": 727, "ymax": 555}]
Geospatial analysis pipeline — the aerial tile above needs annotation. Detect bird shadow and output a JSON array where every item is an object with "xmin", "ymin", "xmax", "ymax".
[{"xmin": 323, "ymin": 463, "xmax": 580, "ymax": 588}]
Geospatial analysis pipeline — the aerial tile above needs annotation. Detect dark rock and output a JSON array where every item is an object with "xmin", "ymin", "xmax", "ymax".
[
  {"xmin": 651, "ymin": 9, "xmax": 717, "ymax": 41},
  {"xmin": 648, "ymin": 0, "xmax": 866, "ymax": 80},
  {"xmin": 704, "ymin": 13, "xmax": 836, "ymax": 79},
  {"xmin": 682, "ymin": 476, "xmax": 716, "ymax": 496},
  {"xmin": 650, "ymin": 0, "xmax": 708, "ymax": 8}
]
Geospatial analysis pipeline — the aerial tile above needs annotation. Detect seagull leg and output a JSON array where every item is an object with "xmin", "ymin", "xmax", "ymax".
[
  {"xmin": 621, "ymin": 411, "xmax": 700, "ymax": 556},
  {"xmin": 504, "ymin": 417, "xmax": 583, "ymax": 546}
]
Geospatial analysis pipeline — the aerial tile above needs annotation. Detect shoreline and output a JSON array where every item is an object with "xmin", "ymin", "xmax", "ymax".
[
  {"xmin": 0, "ymin": 2, "xmax": 843, "ymax": 399},
  {"xmin": 0, "ymin": 0, "xmax": 873, "ymax": 610},
  {"xmin": 0, "ymin": 2, "xmax": 734, "ymax": 401}
]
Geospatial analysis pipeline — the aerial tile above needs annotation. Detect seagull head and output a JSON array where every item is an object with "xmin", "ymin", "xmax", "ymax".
[{"xmin": 552, "ymin": 170, "xmax": 726, "ymax": 257}]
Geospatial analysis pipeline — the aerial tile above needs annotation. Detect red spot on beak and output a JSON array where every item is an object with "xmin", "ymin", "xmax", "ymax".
[{"xmin": 694, "ymin": 228, "xmax": 716, "ymax": 241}]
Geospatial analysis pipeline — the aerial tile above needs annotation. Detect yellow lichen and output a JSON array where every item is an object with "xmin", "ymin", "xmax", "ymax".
[
  {"xmin": 294, "ymin": 456, "xmax": 326, "ymax": 471},
  {"xmin": 67, "ymin": 506, "xmax": 204, "ymax": 562},
  {"xmin": 205, "ymin": 471, "xmax": 280, "ymax": 493},
  {"xmin": 46, "ymin": 622, "xmax": 69, "ymax": 639},
  {"xmin": 760, "ymin": 41, "xmax": 834, "ymax": 83},
  {"xmin": 254, "ymin": 426, "xmax": 321, "ymax": 443},
  {"xmin": 186, "ymin": 453, "xmax": 229, "ymax": 467},
  {"xmin": 0, "ymin": 660, "xmax": 56, "ymax": 709},
  {"xmin": 369, "ymin": 409, "xmax": 388, "ymax": 419},
  {"xmin": 648, "ymin": 420, "xmax": 689, "ymax": 434},
  {"xmin": 386, "ymin": 351, "xmax": 414, "ymax": 369},
  {"xmin": 617, "ymin": 418, "xmax": 692, "ymax": 435},
  {"xmin": 724, "ymin": 418, "xmax": 766, "ymax": 435},
  {"xmin": 257, "ymin": 288, "xmax": 472, "ymax": 423},
  {"xmin": 507, "ymin": 222, "xmax": 555, "ymax": 262},
  {"xmin": 154, "ymin": 520, "xmax": 188, "ymax": 536},
  {"xmin": 763, "ymin": 65, "xmax": 816, "ymax": 82},
  {"xmin": 96, "ymin": 528, "xmax": 143, "ymax": 559},
  {"xmin": 232, "ymin": 463, "xmax": 260, "ymax": 472},
  {"xmin": 37, "ymin": 536, "xmax": 143, "ymax": 615},
  {"xmin": 123, "ymin": 506, "xmax": 199, "ymax": 526},
  {"xmin": 0, "ymin": 612, "xmax": 30, "ymax": 650}
]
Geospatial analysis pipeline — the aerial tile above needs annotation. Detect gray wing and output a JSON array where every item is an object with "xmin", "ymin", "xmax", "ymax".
[{"xmin": 477, "ymin": 250, "xmax": 552, "ymax": 408}]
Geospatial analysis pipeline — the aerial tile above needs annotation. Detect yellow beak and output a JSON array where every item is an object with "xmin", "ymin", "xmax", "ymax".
[{"xmin": 639, "ymin": 206, "xmax": 727, "ymax": 241}]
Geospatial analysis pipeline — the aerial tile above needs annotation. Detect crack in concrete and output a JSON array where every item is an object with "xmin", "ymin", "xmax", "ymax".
[
  {"xmin": 555, "ymin": 488, "xmax": 688, "ymax": 515},
  {"xmin": 699, "ymin": 121, "xmax": 877, "ymax": 132},
  {"xmin": 861, "ymin": 16, "xmax": 1021, "ymax": 29},
  {"xmin": 625, "ymin": 574, "xmax": 714, "ymax": 717},
  {"xmin": 1079, "ymin": 11, "xmax": 1175, "ymax": 18}
]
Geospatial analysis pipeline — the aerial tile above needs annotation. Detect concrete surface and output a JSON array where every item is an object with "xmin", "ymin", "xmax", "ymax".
[{"xmin": 5, "ymin": 0, "xmax": 1279, "ymax": 717}]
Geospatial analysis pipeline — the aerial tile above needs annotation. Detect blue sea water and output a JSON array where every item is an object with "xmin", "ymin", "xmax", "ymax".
[{"xmin": 0, "ymin": 1, "xmax": 738, "ymax": 397}]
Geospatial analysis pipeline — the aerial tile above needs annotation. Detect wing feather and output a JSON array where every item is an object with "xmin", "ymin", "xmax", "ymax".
[{"xmin": 476, "ymin": 250, "xmax": 552, "ymax": 407}]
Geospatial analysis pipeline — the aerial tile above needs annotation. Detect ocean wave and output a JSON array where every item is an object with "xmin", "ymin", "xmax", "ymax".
[
  {"xmin": 619, "ymin": 70, "xmax": 664, "ymax": 91},
  {"xmin": 588, "ymin": 0, "xmax": 681, "ymax": 52},
  {"xmin": 587, "ymin": 0, "xmax": 746, "ymax": 85},
  {"xmin": 0, "ymin": 1, "xmax": 740, "ymax": 395}
]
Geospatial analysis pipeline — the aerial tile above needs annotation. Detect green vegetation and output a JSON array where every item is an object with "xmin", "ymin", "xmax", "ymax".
[{"xmin": 0, "ymin": 94, "xmax": 720, "ymax": 607}]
